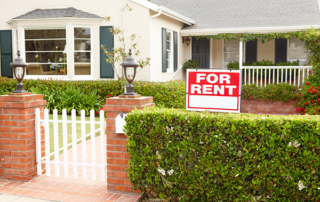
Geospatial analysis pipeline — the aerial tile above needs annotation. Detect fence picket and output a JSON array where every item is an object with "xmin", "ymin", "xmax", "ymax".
[
  {"xmin": 100, "ymin": 110, "xmax": 106, "ymax": 182},
  {"xmin": 53, "ymin": 109, "xmax": 59, "ymax": 177},
  {"xmin": 81, "ymin": 110, "xmax": 87, "ymax": 179},
  {"xmin": 44, "ymin": 109, "xmax": 50, "ymax": 176},
  {"xmin": 35, "ymin": 108, "xmax": 42, "ymax": 175},
  {"xmin": 62, "ymin": 109, "xmax": 68, "ymax": 178},
  {"xmin": 90, "ymin": 110, "xmax": 96, "ymax": 180},
  {"xmin": 72, "ymin": 109, "xmax": 78, "ymax": 179}
]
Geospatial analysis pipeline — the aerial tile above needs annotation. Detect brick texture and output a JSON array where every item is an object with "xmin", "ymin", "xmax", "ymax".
[
  {"xmin": 241, "ymin": 99, "xmax": 299, "ymax": 115},
  {"xmin": 104, "ymin": 95, "xmax": 155, "ymax": 192},
  {"xmin": 0, "ymin": 92, "xmax": 46, "ymax": 181}
]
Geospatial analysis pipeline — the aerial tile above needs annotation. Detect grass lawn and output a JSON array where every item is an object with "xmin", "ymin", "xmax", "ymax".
[{"xmin": 47, "ymin": 114, "xmax": 102, "ymax": 156}]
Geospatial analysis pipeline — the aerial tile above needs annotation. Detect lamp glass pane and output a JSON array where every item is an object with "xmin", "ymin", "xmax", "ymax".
[
  {"xmin": 126, "ymin": 67, "xmax": 135, "ymax": 81},
  {"xmin": 16, "ymin": 67, "xmax": 24, "ymax": 79}
]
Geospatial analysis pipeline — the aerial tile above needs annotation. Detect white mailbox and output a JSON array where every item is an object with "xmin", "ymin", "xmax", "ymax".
[{"xmin": 115, "ymin": 113, "xmax": 127, "ymax": 133}]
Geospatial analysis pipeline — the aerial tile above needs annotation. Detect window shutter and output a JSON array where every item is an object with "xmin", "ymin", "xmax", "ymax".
[
  {"xmin": 162, "ymin": 27, "xmax": 167, "ymax": 72},
  {"xmin": 173, "ymin": 31, "xmax": 178, "ymax": 72},
  {"xmin": 100, "ymin": 26, "xmax": 114, "ymax": 78},
  {"xmin": 0, "ymin": 30, "xmax": 13, "ymax": 78},
  {"xmin": 245, "ymin": 39, "xmax": 257, "ymax": 65},
  {"xmin": 275, "ymin": 39, "xmax": 287, "ymax": 63}
]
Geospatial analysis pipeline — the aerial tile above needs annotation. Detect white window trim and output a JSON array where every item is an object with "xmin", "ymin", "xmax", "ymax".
[
  {"xmin": 287, "ymin": 38, "xmax": 310, "ymax": 66},
  {"xmin": 166, "ymin": 30, "xmax": 174, "ymax": 73},
  {"xmin": 222, "ymin": 39, "xmax": 245, "ymax": 69},
  {"xmin": 72, "ymin": 25, "xmax": 94, "ymax": 79},
  {"xmin": 21, "ymin": 26, "xmax": 69, "ymax": 79}
]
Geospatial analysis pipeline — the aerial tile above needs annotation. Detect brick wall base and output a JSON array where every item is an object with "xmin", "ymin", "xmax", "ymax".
[
  {"xmin": 241, "ymin": 99, "xmax": 299, "ymax": 115},
  {"xmin": 104, "ymin": 94, "xmax": 154, "ymax": 193},
  {"xmin": 0, "ymin": 92, "xmax": 46, "ymax": 181}
]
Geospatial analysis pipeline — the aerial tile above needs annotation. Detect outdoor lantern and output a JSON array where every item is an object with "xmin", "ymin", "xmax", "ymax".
[
  {"xmin": 185, "ymin": 37, "xmax": 191, "ymax": 46},
  {"xmin": 120, "ymin": 49, "xmax": 139, "ymax": 95},
  {"xmin": 10, "ymin": 51, "xmax": 28, "ymax": 93}
]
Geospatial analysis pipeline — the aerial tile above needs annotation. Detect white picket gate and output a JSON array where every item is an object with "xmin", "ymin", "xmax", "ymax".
[{"xmin": 35, "ymin": 108, "xmax": 106, "ymax": 181}]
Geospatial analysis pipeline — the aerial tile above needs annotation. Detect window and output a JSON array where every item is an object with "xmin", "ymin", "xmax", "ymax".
[
  {"xmin": 223, "ymin": 40, "xmax": 245, "ymax": 69},
  {"xmin": 25, "ymin": 29, "xmax": 67, "ymax": 76},
  {"xmin": 74, "ymin": 27, "xmax": 92, "ymax": 76},
  {"xmin": 288, "ymin": 38, "xmax": 311, "ymax": 66},
  {"xmin": 166, "ymin": 31, "xmax": 173, "ymax": 72}
]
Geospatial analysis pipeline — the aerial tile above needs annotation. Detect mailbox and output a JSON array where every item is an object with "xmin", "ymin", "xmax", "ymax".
[{"xmin": 115, "ymin": 112, "xmax": 127, "ymax": 133}]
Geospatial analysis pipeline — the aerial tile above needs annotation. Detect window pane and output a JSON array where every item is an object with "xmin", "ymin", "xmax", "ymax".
[
  {"xmin": 74, "ymin": 27, "xmax": 91, "ymax": 38},
  {"xmin": 75, "ymin": 64, "xmax": 91, "ymax": 75},
  {"xmin": 74, "ymin": 39, "xmax": 91, "ymax": 51},
  {"xmin": 167, "ymin": 42, "xmax": 171, "ymax": 50},
  {"xmin": 26, "ymin": 64, "xmax": 67, "ymax": 76},
  {"xmin": 166, "ymin": 32, "xmax": 171, "ymax": 41},
  {"xmin": 224, "ymin": 44, "xmax": 239, "ymax": 52},
  {"xmin": 25, "ymin": 40, "xmax": 66, "ymax": 51},
  {"xmin": 25, "ymin": 29, "xmax": 66, "ymax": 39},
  {"xmin": 74, "ymin": 52, "xmax": 91, "ymax": 63},
  {"xmin": 26, "ymin": 52, "xmax": 67, "ymax": 63},
  {"xmin": 224, "ymin": 53, "xmax": 239, "ymax": 62}
]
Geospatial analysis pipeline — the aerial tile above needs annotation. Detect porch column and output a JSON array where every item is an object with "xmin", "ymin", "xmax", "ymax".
[{"xmin": 239, "ymin": 40, "xmax": 243, "ymax": 69}]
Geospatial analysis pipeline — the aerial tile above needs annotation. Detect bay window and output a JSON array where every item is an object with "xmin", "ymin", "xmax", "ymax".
[
  {"xmin": 25, "ymin": 29, "xmax": 67, "ymax": 76},
  {"xmin": 73, "ymin": 26, "xmax": 92, "ymax": 76}
]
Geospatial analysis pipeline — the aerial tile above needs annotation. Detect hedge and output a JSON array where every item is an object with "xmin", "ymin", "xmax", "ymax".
[
  {"xmin": 0, "ymin": 77, "xmax": 185, "ymax": 109},
  {"xmin": 125, "ymin": 108, "xmax": 320, "ymax": 201}
]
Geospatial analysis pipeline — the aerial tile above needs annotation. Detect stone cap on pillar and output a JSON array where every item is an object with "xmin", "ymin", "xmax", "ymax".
[{"xmin": 118, "ymin": 94, "xmax": 141, "ymax": 99}]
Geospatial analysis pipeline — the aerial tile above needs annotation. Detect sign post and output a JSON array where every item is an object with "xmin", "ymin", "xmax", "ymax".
[{"xmin": 186, "ymin": 69, "xmax": 241, "ymax": 113}]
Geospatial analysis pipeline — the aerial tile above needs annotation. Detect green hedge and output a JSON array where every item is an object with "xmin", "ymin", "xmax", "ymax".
[
  {"xmin": 0, "ymin": 77, "xmax": 186, "ymax": 109},
  {"xmin": 125, "ymin": 108, "xmax": 320, "ymax": 201}
]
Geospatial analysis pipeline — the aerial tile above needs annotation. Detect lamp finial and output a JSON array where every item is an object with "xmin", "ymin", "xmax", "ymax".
[
  {"xmin": 17, "ymin": 50, "xmax": 20, "ymax": 57},
  {"xmin": 128, "ymin": 48, "xmax": 132, "ymax": 57}
]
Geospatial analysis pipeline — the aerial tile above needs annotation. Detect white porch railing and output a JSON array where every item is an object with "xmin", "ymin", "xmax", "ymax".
[{"xmin": 240, "ymin": 66, "xmax": 312, "ymax": 87}]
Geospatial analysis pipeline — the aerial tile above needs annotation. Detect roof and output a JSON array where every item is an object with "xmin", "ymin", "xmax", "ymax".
[
  {"xmin": 13, "ymin": 7, "xmax": 102, "ymax": 19},
  {"xmin": 148, "ymin": 0, "xmax": 320, "ymax": 30}
]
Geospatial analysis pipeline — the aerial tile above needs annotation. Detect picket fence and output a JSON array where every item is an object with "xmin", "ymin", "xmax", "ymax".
[{"xmin": 35, "ymin": 108, "xmax": 106, "ymax": 181}]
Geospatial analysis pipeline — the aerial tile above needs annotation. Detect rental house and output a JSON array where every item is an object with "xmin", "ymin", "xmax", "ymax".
[{"xmin": 0, "ymin": 0, "xmax": 319, "ymax": 82}]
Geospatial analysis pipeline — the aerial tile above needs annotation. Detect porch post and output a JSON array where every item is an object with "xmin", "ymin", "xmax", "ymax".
[{"xmin": 239, "ymin": 40, "xmax": 243, "ymax": 69}]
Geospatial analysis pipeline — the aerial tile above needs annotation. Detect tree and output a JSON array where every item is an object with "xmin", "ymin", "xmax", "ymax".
[{"xmin": 101, "ymin": 3, "xmax": 150, "ymax": 91}]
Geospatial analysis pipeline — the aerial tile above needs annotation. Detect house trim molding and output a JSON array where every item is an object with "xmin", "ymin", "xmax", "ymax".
[
  {"xmin": 7, "ymin": 17, "xmax": 102, "ymax": 24},
  {"xmin": 181, "ymin": 25, "xmax": 320, "ymax": 36}
]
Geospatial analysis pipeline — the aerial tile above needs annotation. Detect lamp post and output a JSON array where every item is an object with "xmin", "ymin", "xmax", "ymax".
[
  {"xmin": 120, "ymin": 49, "xmax": 139, "ymax": 95},
  {"xmin": 10, "ymin": 51, "xmax": 28, "ymax": 93}
]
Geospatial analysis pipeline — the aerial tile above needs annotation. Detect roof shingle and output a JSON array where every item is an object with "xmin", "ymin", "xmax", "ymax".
[
  {"xmin": 13, "ymin": 7, "xmax": 102, "ymax": 19},
  {"xmin": 149, "ymin": 0, "xmax": 320, "ymax": 30}
]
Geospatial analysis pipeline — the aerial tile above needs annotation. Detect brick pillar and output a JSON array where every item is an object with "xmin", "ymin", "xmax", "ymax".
[
  {"xmin": 0, "ymin": 92, "xmax": 46, "ymax": 181},
  {"xmin": 104, "ymin": 94, "xmax": 155, "ymax": 192}
]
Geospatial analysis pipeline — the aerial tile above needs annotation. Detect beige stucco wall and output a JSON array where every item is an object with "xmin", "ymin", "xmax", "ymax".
[
  {"xmin": 211, "ymin": 39, "xmax": 223, "ymax": 69},
  {"xmin": 150, "ymin": 10, "xmax": 185, "ymax": 82},
  {"xmin": 257, "ymin": 39, "xmax": 275, "ymax": 62},
  {"xmin": 0, "ymin": 0, "xmax": 150, "ymax": 80}
]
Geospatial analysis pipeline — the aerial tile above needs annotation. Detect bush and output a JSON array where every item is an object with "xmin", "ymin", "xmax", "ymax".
[
  {"xmin": 182, "ymin": 60, "xmax": 200, "ymax": 72},
  {"xmin": 242, "ymin": 83, "xmax": 300, "ymax": 102},
  {"xmin": 0, "ymin": 77, "xmax": 186, "ymax": 110},
  {"xmin": 125, "ymin": 108, "xmax": 320, "ymax": 201}
]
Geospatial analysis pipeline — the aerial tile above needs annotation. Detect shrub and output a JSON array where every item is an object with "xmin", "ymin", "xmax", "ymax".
[
  {"xmin": 125, "ymin": 108, "xmax": 320, "ymax": 201},
  {"xmin": 182, "ymin": 60, "xmax": 200, "ymax": 72},
  {"xmin": 297, "ymin": 69, "xmax": 320, "ymax": 115},
  {"xmin": 133, "ymin": 80, "xmax": 185, "ymax": 109},
  {"xmin": 241, "ymin": 83, "xmax": 300, "ymax": 102}
]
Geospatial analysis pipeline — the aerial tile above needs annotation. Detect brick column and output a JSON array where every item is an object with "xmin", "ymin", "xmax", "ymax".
[
  {"xmin": 104, "ymin": 94, "xmax": 155, "ymax": 193},
  {"xmin": 0, "ymin": 92, "xmax": 46, "ymax": 181}
]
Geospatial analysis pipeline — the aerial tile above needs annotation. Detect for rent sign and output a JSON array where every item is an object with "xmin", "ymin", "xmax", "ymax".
[{"xmin": 186, "ymin": 69, "xmax": 241, "ymax": 113}]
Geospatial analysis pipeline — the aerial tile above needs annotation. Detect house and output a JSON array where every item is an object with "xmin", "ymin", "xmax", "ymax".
[{"xmin": 0, "ymin": 0, "xmax": 319, "ymax": 82}]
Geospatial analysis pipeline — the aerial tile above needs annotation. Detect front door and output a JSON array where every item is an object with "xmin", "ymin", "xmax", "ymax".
[
  {"xmin": 192, "ymin": 37, "xmax": 210, "ymax": 69},
  {"xmin": 0, "ymin": 30, "xmax": 13, "ymax": 78}
]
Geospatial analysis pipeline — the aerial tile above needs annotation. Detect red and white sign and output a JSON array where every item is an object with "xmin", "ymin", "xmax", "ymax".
[{"xmin": 186, "ymin": 69, "xmax": 241, "ymax": 113}]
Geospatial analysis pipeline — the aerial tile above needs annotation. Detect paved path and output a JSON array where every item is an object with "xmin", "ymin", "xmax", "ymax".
[
  {"xmin": 0, "ymin": 136, "xmax": 141, "ymax": 202},
  {"xmin": 0, "ymin": 193, "xmax": 54, "ymax": 202}
]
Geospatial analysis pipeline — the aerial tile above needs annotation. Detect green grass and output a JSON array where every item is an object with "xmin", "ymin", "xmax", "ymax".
[{"xmin": 47, "ymin": 114, "xmax": 102, "ymax": 157}]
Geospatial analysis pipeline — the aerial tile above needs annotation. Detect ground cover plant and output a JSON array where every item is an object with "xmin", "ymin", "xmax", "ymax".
[{"xmin": 125, "ymin": 108, "xmax": 320, "ymax": 201}]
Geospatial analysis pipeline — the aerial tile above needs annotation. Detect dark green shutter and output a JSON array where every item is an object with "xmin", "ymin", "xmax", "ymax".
[
  {"xmin": 0, "ymin": 30, "xmax": 13, "ymax": 78},
  {"xmin": 100, "ymin": 26, "xmax": 114, "ymax": 78},
  {"xmin": 162, "ymin": 27, "xmax": 167, "ymax": 72},
  {"xmin": 173, "ymin": 31, "xmax": 178, "ymax": 72},
  {"xmin": 275, "ymin": 39, "xmax": 287, "ymax": 63},
  {"xmin": 245, "ymin": 39, "xmax": 257, "ymax": 65}
]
